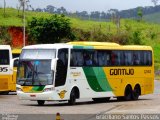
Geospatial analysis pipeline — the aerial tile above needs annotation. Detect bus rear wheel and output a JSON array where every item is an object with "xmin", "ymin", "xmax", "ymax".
[
  {"xmin": 124, "ymin": 85, "xmax": 132, "ymax": 101},
  {"xmin": 68, "ymin": 89, "xmax": 76, "ymax": 105},
  {"xmin": 0, "ymin": 91, "xmax": 9, "ymax": 95},
  {"xmin": 37, "ymin": 100, "xmax": 45, "ymax": 106},
  {"xmin": 92, "ymin": 97, "xmax": 110, "ymax": 103},
  {"xmin": 132, "ymin": 85, "xmax": 141, "ymax": 100}
]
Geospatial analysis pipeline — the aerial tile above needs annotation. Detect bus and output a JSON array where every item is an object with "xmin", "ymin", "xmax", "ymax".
[
  {"xmin": 16, "ymin": 42, "xmax": 154, "ymax": 105},
  {"xmin": 0, "ymin": 46, "xmax": 21, "ymax": 94}
]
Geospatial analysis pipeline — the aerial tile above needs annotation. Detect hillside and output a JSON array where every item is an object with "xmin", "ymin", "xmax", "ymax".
[
  {"xmin": 144, "ymin": 12, "xmax": 160, "ymax": 23},
  {"xmin": 0, "ymin": 8, "xmax": 160, "ymax": 72}
]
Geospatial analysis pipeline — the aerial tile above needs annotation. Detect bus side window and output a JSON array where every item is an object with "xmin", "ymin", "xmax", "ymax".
[
  {"xmin": 144, "ymin": 51, "xmax": 152, "ymax": 66},
  {"xmin": 124, "ymin": 51, "xmax": 133, "ymax": 66},
  {"xmin": 70, "ymin": 50, "xmax": 84, "ymax": 67},
  {"xmin": 111, "ymin": 51, "xmax": 121, "ymax": 66},
  {"xmin": 133, "ymin": 51, "xmax": 141, "ymax": 65}
]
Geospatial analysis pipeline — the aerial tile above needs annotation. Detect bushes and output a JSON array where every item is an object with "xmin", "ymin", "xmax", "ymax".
[
  {"xmin": 0, "ymin": 27, "xmax": 11, "ymax": 45},
  {"xmin": 27, "ymin": 14, "xmax": 75, "ymax": 44}
]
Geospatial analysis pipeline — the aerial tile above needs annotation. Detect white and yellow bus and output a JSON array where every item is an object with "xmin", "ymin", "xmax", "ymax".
[
  {"xmin": 16, "ymin": 42, "xmax": 154, "ymax": 105},
  {"xmin": 0, "ymin": 46, "xmax": 21, "ymax": 94}
]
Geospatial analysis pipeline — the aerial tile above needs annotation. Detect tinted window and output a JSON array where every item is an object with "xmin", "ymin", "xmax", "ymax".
[
  {"xmin": 71, "ymin": 49, "xmax": 84, "ymax": 66},
  {"xmin": 70, "ymin": 49, "xmax": 152, "ymax": 67},
  {"xmin": 124, "ymin": 51, "xmax": 133, "ymax": 66},
  {"xmin": 0, "ymin": 50, "xmax": 9, "ymax": 65},
  {"xmin": 144, "ymin": 51, "xmax": 152, "ymax": 65}
]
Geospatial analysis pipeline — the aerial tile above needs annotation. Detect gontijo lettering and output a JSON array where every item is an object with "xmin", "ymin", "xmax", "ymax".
[{"xmin": 110, "ymin": 69, "xmax": 134, "ymax": 75}]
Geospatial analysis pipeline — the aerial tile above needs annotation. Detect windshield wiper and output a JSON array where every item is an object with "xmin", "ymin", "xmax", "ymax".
[{"xmin": 18, "ymin": 78, "xmax": 32, "ymax": 86}]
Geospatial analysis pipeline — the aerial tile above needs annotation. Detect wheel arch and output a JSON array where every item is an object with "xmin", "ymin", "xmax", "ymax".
[{"xmin": 70, "ymin": 86, "xmax": 80, "ymax": 99}]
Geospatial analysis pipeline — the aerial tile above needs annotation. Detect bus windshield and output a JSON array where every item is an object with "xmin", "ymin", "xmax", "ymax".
[
  {"xmin": 0, "ymin": 50, "xmax": 9, "ymax": 65},
  {"xmin": 17, "ymin": 60, "xmax": 53, "ymax": 86}
]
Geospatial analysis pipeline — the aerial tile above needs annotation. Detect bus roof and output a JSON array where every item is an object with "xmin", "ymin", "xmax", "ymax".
[
  {"xmin": 123, "ymin": 45, "xmax": 152, "ymax": 50},
  {"xmin": 22, "ymin": 44, "xmax": 72, "ymax": 50},
  {"xmin": 12, "ymin": 49, "xmax": 22, "ymax": 54},
  {"xmin": 68, "ymin": 41, "xmax": 120, "ymax": 47},
  {"xmin": 0, "ymin": 45, "xmax": 11, "ymax": 50},
  {"xmin": 22, "ymin": 42, "xmax": 152, "ymax": 51}
]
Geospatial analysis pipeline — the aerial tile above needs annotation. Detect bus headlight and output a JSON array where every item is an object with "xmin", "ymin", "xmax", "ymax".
[
  {"xmin": 16, "ymin": 87, "xmax": 22, "ymax": 91},
  {"xmin": 43, "ymin": 87, "xmax": 54, "ymax": 92}
]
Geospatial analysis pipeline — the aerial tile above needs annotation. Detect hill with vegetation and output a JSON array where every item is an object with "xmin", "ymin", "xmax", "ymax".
[
  {"xmin": 143, "ymin": 12, "xmax": 160, "ymax": 23},
  {"xmin": 0, "ymin": 8, "xmax": 160, "ymax": 73}
]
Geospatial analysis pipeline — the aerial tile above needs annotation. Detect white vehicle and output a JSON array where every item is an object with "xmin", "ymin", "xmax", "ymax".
[
  {"xmin": 16, "ymin": 42, "xmax": 154, "ymax": 105},
  {"xmin": 0, "ymin": 45, "xmax": 17, "ymax": 94}
]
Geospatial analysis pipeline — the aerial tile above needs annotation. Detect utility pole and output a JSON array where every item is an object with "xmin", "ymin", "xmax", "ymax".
[
  {"xmin": 23, "ymin": 0, "xmax": 26, "ymax": 47},
  {"xmin": 4, "ymin": 0, "xmax": 6, "ymax": 17}
]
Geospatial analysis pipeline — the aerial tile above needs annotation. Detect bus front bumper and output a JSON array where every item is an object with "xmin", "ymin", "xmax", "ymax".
[{"xmin": 17, "ymin": 91, "xmax": 65, "ymax": 101}]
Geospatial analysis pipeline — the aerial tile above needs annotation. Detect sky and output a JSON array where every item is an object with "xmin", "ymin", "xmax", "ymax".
[{"xmin": 0, "ymin": 0, "xmax": 157, "ymax": 12}]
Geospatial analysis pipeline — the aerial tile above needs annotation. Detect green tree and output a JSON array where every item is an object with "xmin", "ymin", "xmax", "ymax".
[
  {"xmin": 137, "ymin": 7, "xmax": 143, "ymax": 21},
  {"xmin": 28, "ymin": 14, "xmax": 75, "ymax": 44}
]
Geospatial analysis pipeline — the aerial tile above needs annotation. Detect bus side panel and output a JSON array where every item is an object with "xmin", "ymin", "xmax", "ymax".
[
  {"xmin": 103, "ymin": 66, "xmax": 154, "ymax": 97},
  {"xmin": 0, "ymin": 75, "xmax": 12, "ymax": 92},
  {"xmin": 67, "ymin": 67, "xmax": 115, "ymax": 99}
]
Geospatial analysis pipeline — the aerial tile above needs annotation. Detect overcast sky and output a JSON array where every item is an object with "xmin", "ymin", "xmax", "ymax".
[{"xmin": 0, "ymin": 0, "xmax": 157, "ymax": 12}]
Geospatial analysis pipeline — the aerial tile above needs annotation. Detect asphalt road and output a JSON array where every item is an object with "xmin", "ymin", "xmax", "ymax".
[{"xmin": 0, "ymin": 80, "xmax": 160, "ymax": 120}]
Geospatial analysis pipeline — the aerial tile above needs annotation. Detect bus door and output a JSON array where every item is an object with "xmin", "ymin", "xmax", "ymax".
[{"xmin": 55, "ymin": 49, "xmax": 68, "ymax": 89}]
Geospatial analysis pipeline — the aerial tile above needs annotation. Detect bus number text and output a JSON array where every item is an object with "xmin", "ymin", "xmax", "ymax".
[{"xmin": 0, "ymin": 67, "xmax": 8, "ymax": 72}]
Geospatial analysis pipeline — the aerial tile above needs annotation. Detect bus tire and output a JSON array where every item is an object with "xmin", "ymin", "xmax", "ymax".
[
  {"xmin": 132, "ymin": 85, "xmax": 141, "ymax": 100},
  {"xmin": 37, "ymin": 100, "xmax": 45, "ymax": 106},
  {"xmin": 124, "ymin": 85, "xmax": 132, "ymax": 101},
  {"xmin": 68, "ymin": 89, "xmax": 76, "ymax": 105},
  {"xmin": 92, "ymin": 97, "xmax": 110, "ymax": 103},
  {"xmin": 0, "ymin": 91, "xmax": 9, "ymax": 95},
  {"xmin": 117, "ymin": 97, "xmax": 124, "ymax": 101}
]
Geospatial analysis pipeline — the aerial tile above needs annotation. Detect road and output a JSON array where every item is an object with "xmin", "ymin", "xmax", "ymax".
[{"xmin": 0, "ymin": 80, "xmax": 160, "ymax": 120}]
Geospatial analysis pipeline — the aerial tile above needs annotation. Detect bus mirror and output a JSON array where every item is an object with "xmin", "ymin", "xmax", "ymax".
[
  {"xmin": 11, "ymin": 57, "xmax": 19, "ymax": 71},
  {"xmin": 51, "ymin": 58, "xmax": 58, "ymax": 71}
]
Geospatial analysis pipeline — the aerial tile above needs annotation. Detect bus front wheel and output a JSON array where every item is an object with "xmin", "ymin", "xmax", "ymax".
[
  {"xmin": 68, "ymin": 89, "xmax": 76, "ymax": 105},
  {"xmin": 37, "ymin": 100, "xmax": 45, "ymax": 106}
]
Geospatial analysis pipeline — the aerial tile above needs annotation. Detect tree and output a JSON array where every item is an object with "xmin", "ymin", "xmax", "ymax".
[
  {"xmin": 35, "ymin": 8, "xmax": 43, "ymax": 12},
  {"xmin": 18, "ymin": 0, "xmax": 30, "ymax": 16},
  {"xmin": 59, "ymin": 7, "xmax": 67, "ymax": 14},
  {"xmin": 28, "ymin": 15, "xmax": 75, "ymax": 44},
  {"xmin": 151, "ymin": 0, "xmax": 159, "ymax": 6},
  {"xmin": 137, "ymin": 7, "xmax": 143, "ymax": 21},
  {"xmin": 46, "ymin": 5, "xmax": 55, "ymax": 13}
]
